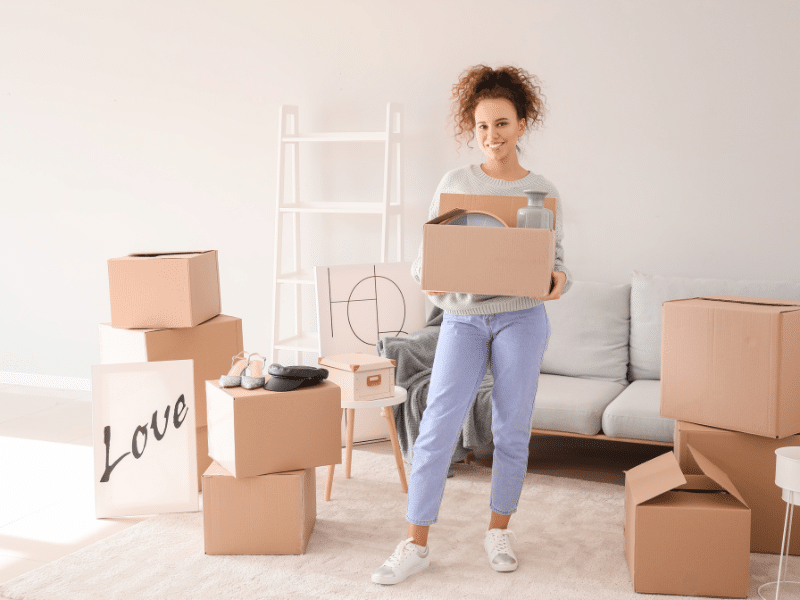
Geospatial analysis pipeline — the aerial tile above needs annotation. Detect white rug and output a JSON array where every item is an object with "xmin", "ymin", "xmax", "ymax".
[{"xmin": 0, "ymin": 444, "xmax": 792, "ymax": 600}]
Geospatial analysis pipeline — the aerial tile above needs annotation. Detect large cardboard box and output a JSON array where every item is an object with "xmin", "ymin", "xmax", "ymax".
[
  {"xmin": 674, "ymin": 419, "xmax": 800, "ymax": 554},
  {"xmin": 318, "ymin": 352, "xmax": 396, "ymax": 402},
  {"xmin": 108, "ymin": 250, "xmax": 221, "ymax": 329},
  {"xmin": 420, "ymin": 193, "xmax": 556, "ymax": 298},
  {"xmin": 202, "ymin": 461, "xmax": 315, "ymax": 555},
  {"xmin": 206, "ymin": 379, "xmax": 342, "ymax": 478},
  {"xmin": 624, "ymin": 447, "xmax": 750, "ymax": 598},
  {"xmin": 196, "ymin": 425, "xmax": 211, "ymax": 492},
  {"xmin": 660, "ymin": 295, "xmax": 800, "ymax": 438},
  {"xmin": 99, "ymin": 314, "xmax": 243, "ymax": 427}
]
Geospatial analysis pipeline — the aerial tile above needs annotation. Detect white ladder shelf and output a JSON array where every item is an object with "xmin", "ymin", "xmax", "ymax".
[{"xmin": 271, "ymin": 102, "xmax": 404, "ymax": 365}]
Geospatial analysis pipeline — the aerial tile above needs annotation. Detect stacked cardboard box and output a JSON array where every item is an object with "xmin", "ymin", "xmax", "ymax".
[
  {"xmin": 202, "ymin": 379, "xmax": 342, "ymax": 555},
  {"xmin": 625, "ymin": 294, "xmax": 800, "ymax": 596},
  {"xmin": 101, "ymin": 251, "xmax": 243, "ymax": 491}
]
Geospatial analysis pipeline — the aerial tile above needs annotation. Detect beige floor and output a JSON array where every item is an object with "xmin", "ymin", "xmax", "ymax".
[
  {"xmin": 0, "ymin": 382, "xmax": 667, "ymax": 598},
  {"xmin": 0, "ymin": 383, "xmax": 151, "ymax": 590}
]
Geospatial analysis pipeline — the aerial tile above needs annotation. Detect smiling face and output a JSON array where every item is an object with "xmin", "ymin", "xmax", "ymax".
[{"xmin": 474, "ymin": 97, "xmax": 526, "ymax": 161}]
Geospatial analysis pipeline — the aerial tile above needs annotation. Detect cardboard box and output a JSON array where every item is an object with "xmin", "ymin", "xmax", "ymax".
[
  {"xmin": 420, "ymin": 193, "xmax": 556, "ymax": 297},
  {"xmin": 660, "ymin": 295, "xmax": 800, "ymax": 438},
  {"xmin": 108, "ymin": 250, "xmax": 221, "ymax": 329},
  {"xmin": 99, "ymin": 314, "xmax": 243, "ymax": 427},
  {"xmin": 206, "ymin": 379, "xmax": 341, "ymax": 478},
  {"xmin": 196, "ymin": 425, "xmax": 211, "ymax": 493},
  {"xmin": 625, "ymin": 446, "xmax": 750, "ymax": 598},
  {"xmin": 318, "ymin": 352, "xmax": 396, "ymax": 401},
  {"xmin": 674, "ymin": 419, "xmax": 800, "ymax": 554},
  {"xmin": 202, "ymin": 461, "xmax": 315, "ymax": 555}
]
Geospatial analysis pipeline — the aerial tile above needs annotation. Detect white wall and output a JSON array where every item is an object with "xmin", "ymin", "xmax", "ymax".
[{"xmin": 1, "ymin": 0, "xmax": 798, "ymax": 384}]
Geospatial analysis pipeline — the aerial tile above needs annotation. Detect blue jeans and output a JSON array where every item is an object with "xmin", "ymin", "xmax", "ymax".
[{"xmin": 406, "ymin": 303, "xmax": 551, "ymax": 526}]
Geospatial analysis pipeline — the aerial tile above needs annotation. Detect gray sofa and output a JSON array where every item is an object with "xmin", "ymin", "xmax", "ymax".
[{"xmin": 533, "ymin": 270, "xmax": 800, "ymax": 445}]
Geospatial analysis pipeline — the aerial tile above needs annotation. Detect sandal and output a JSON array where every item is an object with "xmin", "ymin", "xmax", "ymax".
[
  {"xmin": 220, "ymin": 351, "xmax": 249, "ymax": 388},
  {"xmin": 241, "ymin": 353, "xmax": 267, "ymax": 389}
]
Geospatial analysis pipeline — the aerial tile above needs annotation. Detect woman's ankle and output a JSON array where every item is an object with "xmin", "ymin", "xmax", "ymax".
[{"xmin": 407, "ymin": 523, "xmax": 430, "ymax": 547}]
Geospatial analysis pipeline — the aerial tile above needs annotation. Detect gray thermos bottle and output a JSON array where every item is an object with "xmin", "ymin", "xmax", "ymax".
[{"xmin": 517, "ymin": 190, "xmax": 553, "ymax": 229}]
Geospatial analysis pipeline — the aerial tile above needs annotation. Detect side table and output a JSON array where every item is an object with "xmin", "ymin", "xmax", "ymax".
[{"xmin": 324, "ymin": 385, "xmax": 408, "ymax": 502}]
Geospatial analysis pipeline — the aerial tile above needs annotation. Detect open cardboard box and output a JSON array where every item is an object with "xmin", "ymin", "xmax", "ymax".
[
  {"xmin": 108, "ymin": 250, "xmax": 221, "ymax": 329},
  {"xmin": 675, "ymin": 419, "xmax": 800, "ymax": 555},
  {"xmin": 660, "ymin": 295, "xmax": 800, "ymax": 438},
  {"xmin": 625, "ymin": 445, "xmax": 750, "ymax": 598},
  {"xmin": 420, "ymin": 193, "xmax": 556, "ymax": 297}
]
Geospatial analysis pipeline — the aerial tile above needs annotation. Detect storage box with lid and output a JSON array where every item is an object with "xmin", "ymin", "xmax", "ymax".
[
  {"xmin": 107, "ymin": 250, "xmax": 221, "ymax": 329},
  {"xmin": 318, "ymin": 352, "xmax": 396, "ymax": 402}
]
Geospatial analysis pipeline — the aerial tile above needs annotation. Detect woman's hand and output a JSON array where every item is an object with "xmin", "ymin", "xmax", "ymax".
[{"xmin": 531, "ymin": 271, "xmax": 566, "ymax": 301}]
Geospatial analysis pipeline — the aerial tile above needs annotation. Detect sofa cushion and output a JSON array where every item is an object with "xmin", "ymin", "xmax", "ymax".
[
  {"xmin": 629, "ymin": 271, "xmax": 800, "ymax": 381},
  {"xmin": 601, "ymin": 380, "xmax": 674, "ymax": 443},
  {"xmin": 540, "ymin": 280, "xmax": 631, "ymax": 387},
  {"xmin": 531, "ymin": 374, "xmax": 627, "ymax": 436}
]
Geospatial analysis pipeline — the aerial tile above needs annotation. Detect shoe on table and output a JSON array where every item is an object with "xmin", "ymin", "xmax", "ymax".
[
  {"xmin": 371, "ymin": 537, "xmax": 430, "ymax": 585},
  {"xmin": 484, "ymin": 528, "xmax": 518, "ymax": 572}
]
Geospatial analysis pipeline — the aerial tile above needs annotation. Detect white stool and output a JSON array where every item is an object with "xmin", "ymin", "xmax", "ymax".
[
  {"xmin": 324, "ymin": 385, "xmax": 408, "ymax": 502},
  {"xmin": 759, "ymin": 447, "xmax": 800, "ymax": 599}
]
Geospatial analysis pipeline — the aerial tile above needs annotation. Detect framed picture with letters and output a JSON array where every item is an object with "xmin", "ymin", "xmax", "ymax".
[{"xmin": 91, "ymin": 359, "xmax": 198, "ymax": 518}]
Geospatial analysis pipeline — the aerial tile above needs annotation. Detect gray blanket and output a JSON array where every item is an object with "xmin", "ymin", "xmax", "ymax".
[{"xmin": 376, "ymin": 306, "xmax": 495, "ymax": 464}]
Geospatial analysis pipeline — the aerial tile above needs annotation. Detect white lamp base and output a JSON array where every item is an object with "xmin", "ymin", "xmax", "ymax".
[
  {"xmin": 761, "ymin": 498, "xmax": 800, "ymax": 600},
  {"xmin": 759, "ymin": 581, "xmax": 800, "ymax": 600}
]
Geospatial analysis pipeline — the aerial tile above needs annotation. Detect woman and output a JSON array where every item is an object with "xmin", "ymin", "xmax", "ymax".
[{"xmin": 371, "ymin": 64, "xmax": 571, "ymax": 585}]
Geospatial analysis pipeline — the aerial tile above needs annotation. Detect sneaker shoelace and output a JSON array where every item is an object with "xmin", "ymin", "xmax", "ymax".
[
  {"xmin": 490, "ymin": 529, "xmax": 517, "ymax": 554},
  {"xmin": 386, "ymin": 537, "xmax": 419, "ymax": 568}
]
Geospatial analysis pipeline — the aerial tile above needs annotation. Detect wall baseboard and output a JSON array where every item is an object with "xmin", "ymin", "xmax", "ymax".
[{"xmin": 0, "ymin": 372, "xmax": 92, "ymax": 391}]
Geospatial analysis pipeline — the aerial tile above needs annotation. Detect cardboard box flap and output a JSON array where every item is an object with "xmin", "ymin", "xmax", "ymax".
[
  {"xmin": 128, "ymin": 251, "xmax": 212, "ymax": 259},
  {"xmin": 426, "ymin": 208, "xmax": 467, "ymax": 225},
  {"xmin": 203, "ymin": 461, "xmax": 232, "ymax": 478},
  {"xmin": 626, "ymin": 451, "xmax": 687, "ymax": 506},
  {"xmin": 318, "ymin": 352, "xmax": 396, "ymax": 372},
  {"xmin": 697, "ymin": 295, "xmax": 800, "ymax": 311},
  {"xmin": 687, "ymin": 444, "xmax": 749, "ymax": 508}
]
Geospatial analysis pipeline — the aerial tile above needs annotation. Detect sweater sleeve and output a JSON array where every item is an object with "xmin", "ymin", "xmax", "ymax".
[{"xmin": 549, "ymin": 187, "xmax": 573, "ymax": 297}]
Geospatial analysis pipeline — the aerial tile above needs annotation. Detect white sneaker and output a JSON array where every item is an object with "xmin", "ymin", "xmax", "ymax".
[
  {"xmin": 484, "ymin": 528, "xmax": 518, "ymax": 572},
  {"xmin": 371, "ymin": 537, "xmax": 430, "ymax": 585}
]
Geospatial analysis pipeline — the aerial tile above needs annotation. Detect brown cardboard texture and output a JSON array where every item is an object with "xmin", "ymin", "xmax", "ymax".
[
  {"xmin": 202, "ymin": 461, "xmax": 315, "ymax": 555},
  {"xmin": 318, "ymin": 352, "xmax": 396, "ymax": 402},
  {"xmin": 421, "ymin": 193, "xmax": 556, "ymax": 297},
  {"xmin": 206, "ymin": 379, "xmax": 341, "ymax": 478},
  {"xmin": 108, "ymin": 250, "xmax": 221, "ymax": 329},
  {"xmin": 660, "ymin": 295, "xmax": 800, "ymax": 438},
  {"xmin": 675, "ymin": 419, "xmax": 800, "ymax": 554},
  {"xmin": 99, "ymin": 314, "xmax": 243, "ymax": 427},
  {"xmin": 196, "ymin": 425, "xmax": 211, "ymax": 493},
  {"xmin": 624, "ymin": 446, "xmax": 750, "ymax": 598}
]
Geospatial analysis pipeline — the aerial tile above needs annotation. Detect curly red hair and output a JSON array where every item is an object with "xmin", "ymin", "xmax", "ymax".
[{"xmin": 448, "ymin": 64, "xmax": 548, "ymax": 153}]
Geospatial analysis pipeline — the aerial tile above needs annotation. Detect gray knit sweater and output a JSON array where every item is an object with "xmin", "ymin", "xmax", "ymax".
[{"xmin": 411, "ymin": 164, "xmax": 573, "ymax": 315}]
